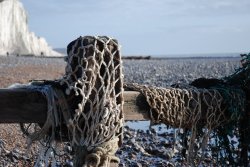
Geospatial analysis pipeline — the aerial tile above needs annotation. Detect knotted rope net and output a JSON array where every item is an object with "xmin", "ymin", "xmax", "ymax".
[
  {"xmin": 59, "ymin": 36, "xmax": 124, "ymax": 166},
  {"xmin": 125, "ymin": 79, "xmax": 245, "ymax": 164},
  {"xmin": 21, "ymin": 36, "xmax": 124, "ymax": 167}
]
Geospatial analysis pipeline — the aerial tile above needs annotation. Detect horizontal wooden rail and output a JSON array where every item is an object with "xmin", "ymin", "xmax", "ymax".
[
  {"xmin": 0, "ymin": 88, "xmax": 47, "ymax": 123},
  {"xmin": 0, "ymin": 88, "xmax": 150, "ymax": 123}
]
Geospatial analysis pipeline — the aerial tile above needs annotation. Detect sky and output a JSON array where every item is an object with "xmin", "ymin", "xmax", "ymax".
[{"xmin": 21, "ymin": 0, "xmax": 250, "ymax": 56}]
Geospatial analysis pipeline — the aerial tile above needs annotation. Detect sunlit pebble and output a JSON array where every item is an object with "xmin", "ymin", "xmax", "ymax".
[
  {"xmin": 66, "ymin": 160, "xmax": 74, "ymax": 167},
  {"xmin": 164, "ymin": 150, "xmax": 174, "ymax": 159},
  {"xmin": 56, "ymin": 161, "xmax": 61, "ymax": 166},
  {"xmin": 39, "ymin": 162, "xmax": 45, "ymax": 167},
  {"xmin": 174, "ymin": 142, "xmax": 183, "ymax": 149},
  {"xmin": 197, "ymin": 153, "xmax": 202, "ymax": 158},
  {"xmin": 204, "ymin": 152, "xmax": 212, "ymax": 159},
  {"xmin": 49, "ymin": 151, "xmax": 54, "ymax": 157},
  {"xmin": 167, "ymin": 162, "xmax": 175, "ymax": 167},
  {"xmin": 64, "ymin": 145, "xmax": 72, "ymax": 153},
  {"xmin": 130, "ymin": 138, "xmax": 136, "ymax": 143}
]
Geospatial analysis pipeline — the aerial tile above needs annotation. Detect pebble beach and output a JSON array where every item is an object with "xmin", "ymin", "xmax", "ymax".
[{"xmin": 0, "ymin": 56, "xmax": 242, "ymax": 166}]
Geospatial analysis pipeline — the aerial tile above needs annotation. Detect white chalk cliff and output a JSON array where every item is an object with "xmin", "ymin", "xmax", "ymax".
[{"xmin": 0, "ymin": 0, "xmax": 62, "ymax": 56}]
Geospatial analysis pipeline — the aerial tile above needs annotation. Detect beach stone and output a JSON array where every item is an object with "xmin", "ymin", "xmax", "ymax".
[
  {"xmin": 205, "ymin": 152, "xmax": 212, "ymax": 158},
  {"xmin": 128, "ymin": 152, "xmax": 137, "ymax": 160},
  {"xmin": 64, "ymin": 145, "xmax": 72, "ymax": 153},
  {"xmin": 129, "ymin": 161, "xmax": 142, "ymax": 167},
  {"xmin": 12, "ymin": 151, "xmax": 20, "ymax": 160},
  {"xmin": 135, "ymin": 162, "xmax": 143, "ymax": 167},
  {"xmin": 118, "ymin": 163, "xmax": 126, "ymax": 167},
  {"xmin": 116, "ymin": 150, "xmax": 122, "ymax": 155},
  {"xmin": 21, "ymin": 155, "xmax": 30, "ymax": 161},
  {"xmin": 130, "ymin": 138, "xmax": 136, "ymax": 143},
  {"xmin": 167, "ymin": 162, "xmax": 175, "ymax": 167},
  {"xmin": 150, "ymin": 128, "xmax": 157, "ymax": 134},
  {"xmin": 136, "ymin": 137, "xmax": 142, "ymax": 142},
  {"xmin": 65, "ymin": 160, "xmax": 73, "ymax": 167},
  {"xmin": 161, "ymin": 140, "xmax": 171, "ymax": 148},
  {"xmin": 142, "ymin": 137, "xmax": 147, "ymax": 142},
  {"xmin": 7, "ymin": 152, "xmax": 18, "ymax": 163},
  {"xmin": 124, "ymin": 134, "xmax": 130, "ymax": 140},
  {"xmin": 0, "ymin": 139, "xmax": 4, "ymax": 145},
  {"xmin": 6, "ymin": 151, "xmax": 20, "ymax": 162},
  {"xmin": 163, "ymin": 152, "xmax": 171, "ymax": 160},
  {"xmin": 137, "ymin": 129, "xmax": 144, "ymax": 133}
]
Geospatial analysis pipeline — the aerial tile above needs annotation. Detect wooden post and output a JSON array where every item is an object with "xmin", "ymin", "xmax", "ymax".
[{"xmin": 0, "ymin": 89, "xmax": 149, "ymax": 123}]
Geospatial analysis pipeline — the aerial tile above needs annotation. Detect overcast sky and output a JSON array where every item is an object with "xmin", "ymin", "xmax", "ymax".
[{"xmin": 21, "ymin": 0, "xmax": 250, "ymax": 56}]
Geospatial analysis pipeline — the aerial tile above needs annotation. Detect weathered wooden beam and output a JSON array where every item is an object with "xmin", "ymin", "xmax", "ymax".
[
  {"xmin": 123, "ymin": 91, "xmax": 150, "ymax": 120},
  {"xmin": 0, "ymin": 89, "xmax": 149, "ymax": 123},
  {"xmin": 0, "ymin": 88, "xmax": 47, "ymax": 123}
]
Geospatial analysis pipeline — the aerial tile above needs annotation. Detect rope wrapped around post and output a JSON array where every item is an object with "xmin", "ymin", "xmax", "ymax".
[
  {"xmin": 21, "ymin": 36, "xmax": 124, "ymax": 167},
  {"xmin": 126, "ymin": 83, "xmax": 227, "ymax": 128},
  {"xmin": 61, "ymin": 36, "xmax": 124, "ymax": 166},
  {"xmin": 125, "ymin": 82, "xmax": 245, "ymax": 164}
]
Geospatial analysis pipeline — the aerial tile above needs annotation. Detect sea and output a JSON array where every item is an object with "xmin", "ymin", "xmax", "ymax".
[{"xmin": 54, "ymin": 48, "xmax": 243, "ymax": 59}]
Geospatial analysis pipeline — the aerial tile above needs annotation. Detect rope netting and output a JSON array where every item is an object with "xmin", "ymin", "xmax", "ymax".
[
  {"xmin": 125, "ymin": 81, "xmax": 245, "ymax": 164},
  {"xmin": 20, "ymin": 36, "xmax": 124, "ymax": 167},
  {"xmin": 59, "ymin": 36, "xmax": 124, "ymax": 166}
]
